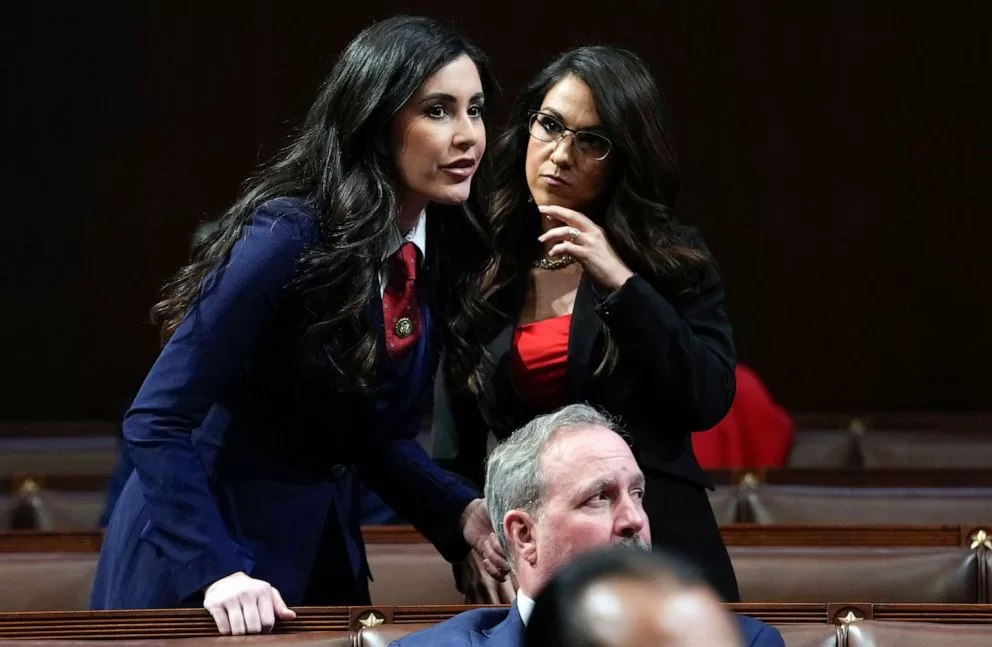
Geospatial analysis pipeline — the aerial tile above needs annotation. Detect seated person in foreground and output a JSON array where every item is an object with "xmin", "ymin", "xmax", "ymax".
[
  {"xmin": 525, "ymin": 548, "xmax": 777, "ymax": 647},
  {"xmin": 392, "ymin": 404, "xmax": 781, "ymax": 647}
]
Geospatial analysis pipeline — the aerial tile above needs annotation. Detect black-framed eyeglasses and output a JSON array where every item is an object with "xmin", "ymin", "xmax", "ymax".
[{"xmin": 527, "ymin": 111, "xmax": 613, "ymax": 161}]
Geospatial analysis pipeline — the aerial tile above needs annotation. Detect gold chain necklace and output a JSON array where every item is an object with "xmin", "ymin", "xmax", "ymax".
[{"xmin": 532, "ymin": 254, "xmax": 578, "ymax": 271}]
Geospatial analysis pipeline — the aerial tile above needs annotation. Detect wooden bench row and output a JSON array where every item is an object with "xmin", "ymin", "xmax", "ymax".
[
  {"xmin": 7, "ymin": 471, "xmax": 992, "ymax": 531},
  {"xmin": 1, "ymin": 604, "xmax": 992, "ymax": 640},
  {"xmin": 4, "ymin": 524, "xmax": 990, "ymax": 552},
  {"xmin": 2, "ymin": 526, "xmax": 991, "ymax": 611}
]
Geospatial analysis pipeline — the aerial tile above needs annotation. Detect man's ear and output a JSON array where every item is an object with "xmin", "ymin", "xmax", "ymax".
[{"xmin": 504, "ymin": 509, "xmax": 537, "ymax": 566}]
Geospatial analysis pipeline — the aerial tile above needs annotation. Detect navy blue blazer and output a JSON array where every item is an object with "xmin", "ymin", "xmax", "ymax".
[
  {"xmin": 392, "ymin": 602, "xmax": 524, "ymax": 647},
  {"xmin": 390, "ymin": 603, "xmax": 785, "ymax": 647},
  {"xmin": 91, "ymin": 197, "xmax": 477, "ymax": 609}
]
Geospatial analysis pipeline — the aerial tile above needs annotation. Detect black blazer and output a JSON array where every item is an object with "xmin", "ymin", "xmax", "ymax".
[{"xmin": 441, "ymin": 238, "xmax": 736, "ymax": 491}]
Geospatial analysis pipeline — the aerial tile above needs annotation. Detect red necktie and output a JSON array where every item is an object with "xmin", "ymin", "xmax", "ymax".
[{"xmin": 382, "ymin": 241, "xmax": 421, "ymax": 361}]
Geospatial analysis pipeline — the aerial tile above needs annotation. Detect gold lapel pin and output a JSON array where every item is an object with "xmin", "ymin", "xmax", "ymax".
[{"xmin": 394, "ymin": 317, "xmax": 414, "ymax": 338}]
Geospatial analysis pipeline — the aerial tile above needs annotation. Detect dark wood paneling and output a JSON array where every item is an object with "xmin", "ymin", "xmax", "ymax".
[{"xmin": 3, "ymin": 2, "xmax": 990, "ymax": 418}]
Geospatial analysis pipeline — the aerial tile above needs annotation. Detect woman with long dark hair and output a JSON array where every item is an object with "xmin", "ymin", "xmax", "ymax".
[
  {"xmin": 92, "ymin": 15, "xmax": 505, "ymax": 634},
  {"xmin": 441, "ymin": 45, "xmax": 740, "ymax": 602}
]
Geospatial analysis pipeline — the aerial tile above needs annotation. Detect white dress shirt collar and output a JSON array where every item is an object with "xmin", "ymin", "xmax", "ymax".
[
  {"xmin": 516, "ymin": 590, "xmax": 535, "ymax": 626},
  {"xmin": 384, "ymin": 208, "xmax": 427, "ymax": 260}
]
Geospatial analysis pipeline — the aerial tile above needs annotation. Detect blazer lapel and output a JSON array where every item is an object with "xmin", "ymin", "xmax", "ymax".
[
  {"xmin": 367, "ymin": 283, "xmax": 397, "ymax": 379},
  {"xmin": 475, "ymin": 278, "xmax": 535, "ymax": 437},
  {"xmin": 419, "ymin": 226, "xmax": 443, "ymax": 361},
  {"xmin": 479, "ymin": 277, "xmax": 603, "ymax": 434},
  {"xmin": 565, "ymin": 276, "xmax": 601, "ymax": 402},
  {"xmin": 477, "ymin": 320, "xmax": 522, "ymax": 436}
]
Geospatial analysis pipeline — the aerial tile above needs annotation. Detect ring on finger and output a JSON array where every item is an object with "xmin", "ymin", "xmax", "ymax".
[{"xmin": 567, "ymin": 227, "xmax": 580, "ymax": 241}]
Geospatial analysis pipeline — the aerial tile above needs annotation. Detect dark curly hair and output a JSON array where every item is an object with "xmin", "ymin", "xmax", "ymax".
[
  {"xmin": 478, "ymin": 45, "xmax": 710, "ymax": 383},
  {"xmin": 150, "ymin": 15, "xmax": 498, "ymax": 391}
]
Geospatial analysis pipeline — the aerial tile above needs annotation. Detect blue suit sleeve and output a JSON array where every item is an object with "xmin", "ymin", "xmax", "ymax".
[
  {"xmin": 356, "ymin": 412, "xmax": 479, "ymax": 564},
  {"xmin": 388, "ymin": 608, "xmax": 490, "ymax": 646},
  {"xmin": 751, "ymin": 625, "xmax": 786, "ymax": 647},
  {"xmin": 740, "ymin": 619, "xmax": 786, "ymax": 647},
  {"xmin": 122, "ymin": 202, "xmax": 315, "ymax": 601}
]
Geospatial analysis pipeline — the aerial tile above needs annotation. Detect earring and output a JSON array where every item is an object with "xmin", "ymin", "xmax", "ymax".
[{"xmin": 526, "ymin": 194, "xmax": 534, "ymax": 203}]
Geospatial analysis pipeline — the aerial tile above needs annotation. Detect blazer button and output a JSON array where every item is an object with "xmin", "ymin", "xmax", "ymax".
[{"xmin": 327, "ymin": 464, "xmax": 348, "ymax": 482}]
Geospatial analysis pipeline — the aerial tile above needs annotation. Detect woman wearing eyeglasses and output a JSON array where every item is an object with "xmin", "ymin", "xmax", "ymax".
[{"xmin": 439, "ymin": 45, "xmax": 740, "ymax": 603}]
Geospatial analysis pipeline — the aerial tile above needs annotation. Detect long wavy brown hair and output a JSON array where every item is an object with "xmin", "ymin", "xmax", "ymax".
[
  {"xmin": 150, "ymin": 16, "xmax": 498, "ymax": 392},
  {"xmin": 475, "ymin": 45, "xmax": 712, "ymax": 385}
]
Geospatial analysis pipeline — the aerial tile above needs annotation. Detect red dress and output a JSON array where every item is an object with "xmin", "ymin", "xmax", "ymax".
[
  {"xmin": 510, "ymin": 316, "xmax": 792, "ymax": 471},
  {"xmin": 510, "ymin": 314, "xmax": 571, "ymax": 412},
  {"xmin": 691, "ymin": 364, "xmax": 795, "ymax": 468}
]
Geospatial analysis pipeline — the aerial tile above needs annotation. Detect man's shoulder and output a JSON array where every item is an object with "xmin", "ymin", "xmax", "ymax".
[
  {"xmin": 736, "ymin": 614, "xmax": 786, "ymax": 647},
  {"xmin": 390, "ymin": 607, "xmax": 512, "ymax": 647}
]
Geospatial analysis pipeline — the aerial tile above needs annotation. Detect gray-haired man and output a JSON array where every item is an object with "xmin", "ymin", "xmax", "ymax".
[
  {"xmin": 393, "ymin": 403, "xmax": 782, "ymax": 646},
  {"xmin": 394, "ymin": 404, "xmax": 649, "ymax": 645}
]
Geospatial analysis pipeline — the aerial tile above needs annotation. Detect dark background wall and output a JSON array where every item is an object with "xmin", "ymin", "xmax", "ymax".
[{"xmin": 3, "ymin": 1, "xmax": 989, "ymax": 420}]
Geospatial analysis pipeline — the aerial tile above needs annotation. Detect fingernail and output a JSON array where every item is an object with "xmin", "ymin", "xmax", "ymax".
[{"xmin": 537, "ymin": 205, "xmax": 548, "ymax": 211}]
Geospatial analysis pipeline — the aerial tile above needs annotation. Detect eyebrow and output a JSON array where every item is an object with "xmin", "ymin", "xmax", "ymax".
[
  {"xmin": 539, "ymin": 106, "xmax": 606, "ymax": 133},
  {"xmin": 585, "ymin": 477, "xmax": 615, "ymax": 496},
  {"xmin": 419, "ymin": 91, "xmax": 485, "ymax": 105},
  {"xmin": 576, "ymin": 472, "xmax": 645, "ymax": 498},
  {"xmin": 632, "ymin": 472, "xmax": 646, "ymax": 489}
]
